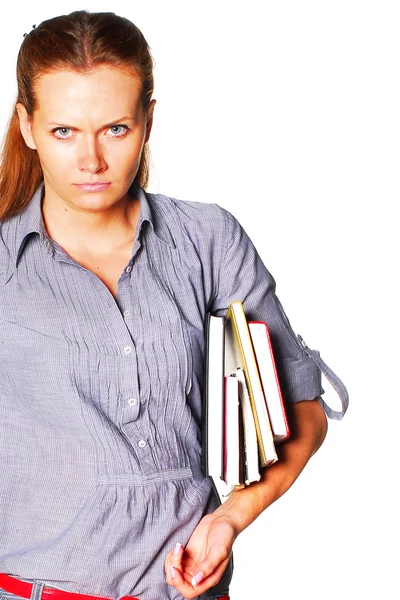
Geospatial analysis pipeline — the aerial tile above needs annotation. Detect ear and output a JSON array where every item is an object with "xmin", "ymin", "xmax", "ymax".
[
  {"xmin": 16, "ymin": 103, "xmax": 37, "ymax": 150},
  {"xmin": 144, "ymin": 99, "xmax": 156, "ymax": 144}
]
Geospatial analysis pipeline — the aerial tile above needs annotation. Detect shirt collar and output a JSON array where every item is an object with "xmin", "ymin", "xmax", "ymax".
[
  {"xmin": 15, "ymin": 181, "xmax": 175, "ymax": 267},
  {"xmin": 15, "ymin": 182, "xmax": 47, "ymax": 267},
  {"xmin": 133, "ymin": 184, "xmax": 175, "ymax": 249}
]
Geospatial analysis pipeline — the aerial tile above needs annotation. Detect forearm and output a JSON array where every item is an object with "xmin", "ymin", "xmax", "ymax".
[{"xmin": 213, "ymin": 398, "xmax": 328, "ymax": 535}]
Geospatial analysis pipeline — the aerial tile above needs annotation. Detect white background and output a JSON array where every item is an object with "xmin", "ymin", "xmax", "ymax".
[{"xmin": 1, "ymin": 2, "xmax": 399, "ymax": 599}]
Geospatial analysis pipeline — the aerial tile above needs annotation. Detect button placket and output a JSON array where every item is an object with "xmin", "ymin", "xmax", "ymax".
[
  {"xmin": 121, "ymin": 394, "xmax": 140, "ymax": 423},
  {"xmin": 119, "ymin": 335, "xmax": 140, "ymax": 422},
  {"xmin": 115, "ymin": 261, "xmax": 157, "ymax": 473},
  {"xmin": 116, "ymin": 281, "xmax": 141, "ymax": 427}
]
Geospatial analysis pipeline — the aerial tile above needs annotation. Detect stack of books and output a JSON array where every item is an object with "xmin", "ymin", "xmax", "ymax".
[{"xmin": 201, "ymin": 300, "xmax": 290, "ymax": 501}]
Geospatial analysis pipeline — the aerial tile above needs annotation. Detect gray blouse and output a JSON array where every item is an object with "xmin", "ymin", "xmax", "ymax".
[{"xmin": 0, "ymin": 183, "xmax": 347, "ymax": 600}]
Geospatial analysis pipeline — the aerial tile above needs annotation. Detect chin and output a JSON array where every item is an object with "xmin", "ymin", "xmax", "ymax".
[{"xmin": 72, "ymin": 187, "xmax": 122, "ymax": 208}]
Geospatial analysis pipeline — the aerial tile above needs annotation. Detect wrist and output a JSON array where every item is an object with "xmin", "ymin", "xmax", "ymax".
[{"xmin": 213, "ymin": 484, "xmax": 268, "ymax": 535}]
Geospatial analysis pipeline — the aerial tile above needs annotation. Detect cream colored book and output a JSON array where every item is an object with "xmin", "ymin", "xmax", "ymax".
[
  {"xmin": 202, "ymin": 313, "xmax": 225, "ymax": 482},
  {"xmin": 225, "ymin": 301, "xmax": 277, "ymax": 467},
  {"xmin": 202, "ymin": 313, "xmax": 237, "ymax": 503},
  {"xmin": 223, "ymin": 374, "xmax": 243, "ymax": 487},
  {"xmin": 234, "ymin": 367, "xmax": 261, "ymax": 485}
]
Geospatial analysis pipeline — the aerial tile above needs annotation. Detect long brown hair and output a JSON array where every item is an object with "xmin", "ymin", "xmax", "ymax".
[{"xmin": 0, "ymin": 10, "xmax": 154, "ymax": 220}]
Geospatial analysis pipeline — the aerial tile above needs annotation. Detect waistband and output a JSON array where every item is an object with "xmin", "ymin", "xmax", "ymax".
[
  {"xmin": 0, "ymin": 575, "xmax": 229, "ymax": 600},
  {"xmin": 0, "ymin": 575, "xmax": 138, "ymax": 600}
]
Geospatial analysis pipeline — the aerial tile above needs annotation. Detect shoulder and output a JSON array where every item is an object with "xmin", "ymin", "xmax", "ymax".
[
  {"xmin": 146, "ymin": 190, "xmax": 229, "ymax": 223},
  {"xmin": 144, "ymin": 190, "xmax": 238, "ymax": 247}
]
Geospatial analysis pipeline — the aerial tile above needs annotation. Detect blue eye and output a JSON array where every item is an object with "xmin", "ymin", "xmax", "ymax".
[
  {"xmin": 109, "ymin": 125, "xmax": 129, "ymax": 136},
  {"xmin": 51, "ymin": 127, "xmax": 72, "ymax": 139}
]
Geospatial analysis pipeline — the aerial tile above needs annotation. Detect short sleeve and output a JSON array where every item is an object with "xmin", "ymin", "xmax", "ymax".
[{"xmin": 210, "ymin": 208, "xmax": 326, "ymax": 408}]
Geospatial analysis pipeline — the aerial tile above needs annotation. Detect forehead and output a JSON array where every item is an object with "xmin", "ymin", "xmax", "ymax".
[{"xmin": 34, "ymin": 66, "xmax": 143, "ymax": 119}]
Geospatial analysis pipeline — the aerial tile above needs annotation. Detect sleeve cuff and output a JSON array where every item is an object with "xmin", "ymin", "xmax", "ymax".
[{"xmin": 279, "ymin": 353, "xmax": 325, "ymax": 404}]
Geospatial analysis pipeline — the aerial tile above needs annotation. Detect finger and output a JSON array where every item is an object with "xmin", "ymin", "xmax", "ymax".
[
  {"xmin": 166, "ymin": 561, "xmax": 198, "ymax": 598},
  {"xmin": 172, "ymin": 558, "xmax": 230, "ymax": 600},
  {"xmin": 167, "ymin": 546, "xmax": 231, "ymax": 598},
  {"xmin": 165, "ymin": 543, "xmax": 204, "ymax": 599},
  {"xmin": 165, "ymin": 543, "xmax": 184, "ymax": 585},
  {"xmin": 189, "ymin": 557, "xmax": 231, "ymax": 597},
  {"xmin": 169, "ymin": 542, "xmax": 183, "ymax": 567},
  {"xmin": 190, "ymin": 543, "xmax": 231, "ymax": 588}
]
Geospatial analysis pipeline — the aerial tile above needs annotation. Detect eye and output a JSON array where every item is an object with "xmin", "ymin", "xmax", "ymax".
[
  {"xmin": 108, "ymin": 124, "xmax": 129, "ymax": 137},
  {"xmin": 51, "ymin": 127, "xmax": 73, "ymax": 140}
]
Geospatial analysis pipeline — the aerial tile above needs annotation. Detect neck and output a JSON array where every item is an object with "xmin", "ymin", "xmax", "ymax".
[{"xmin": 41, "ymin": 190, "xmax": 140, "ymax": 254}]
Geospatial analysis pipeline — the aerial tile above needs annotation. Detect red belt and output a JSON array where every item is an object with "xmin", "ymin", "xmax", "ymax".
[
  {"xmin": 0, "ymin": 574, "xmax": 230, "ymax": 600},
  {"xmin": 0, "ymin": 574, "xmax": 138, "ymax": 600}
]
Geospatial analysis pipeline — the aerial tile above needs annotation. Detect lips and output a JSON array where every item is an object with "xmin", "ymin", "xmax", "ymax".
[{"xmin": 74, "ymin": 182, "xmax": 111, "ymax": 192}]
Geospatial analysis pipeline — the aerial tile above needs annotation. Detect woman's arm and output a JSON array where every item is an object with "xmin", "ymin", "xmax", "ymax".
[
  {"xmin": 214, "ymin": 398, "xmax": 328, "ymax": 530},
  {"xmin": 165, "ymin": 398, "xmax": 328, "ymax": 598}
]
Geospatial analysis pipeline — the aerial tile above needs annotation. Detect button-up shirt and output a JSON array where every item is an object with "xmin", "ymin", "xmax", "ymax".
[{"xmin": 0, "ymin": 183, "xmax": 325, "ymax": 600}]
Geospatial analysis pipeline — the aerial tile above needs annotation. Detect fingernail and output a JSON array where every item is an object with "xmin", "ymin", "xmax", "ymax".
[
  {"xmin": 170, "ymin": 565, "xmax": 176, "ymax": 579},
  {"xmin": 191, "ymin": 571, "xmax": 204, "ymax": 586},
  {"xmin": 173, "ymin": 542, "xmax": 181, "ymax": 555}
]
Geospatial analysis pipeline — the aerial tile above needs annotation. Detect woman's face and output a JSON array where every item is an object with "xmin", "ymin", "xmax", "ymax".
[{"xmin": 17, "ymin": 66, "xmax": 155, "ymax": 213}]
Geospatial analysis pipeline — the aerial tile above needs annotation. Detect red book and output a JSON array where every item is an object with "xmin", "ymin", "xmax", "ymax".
[{"xmin": 248, "ymin": 321, "xmax": 290, "ymax": 443}]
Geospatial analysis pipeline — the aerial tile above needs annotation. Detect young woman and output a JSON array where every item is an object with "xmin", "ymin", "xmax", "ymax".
[{"xmin": 0, "ymin": 10, "xmax": 348, "ymax": 600}]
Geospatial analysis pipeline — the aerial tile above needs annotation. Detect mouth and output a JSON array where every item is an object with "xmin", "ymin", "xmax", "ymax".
[{"xmin": 74, "ymin": 182, "xmax": 111, "ymax": 192}]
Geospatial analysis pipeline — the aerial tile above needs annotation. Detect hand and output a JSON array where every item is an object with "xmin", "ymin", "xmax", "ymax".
[{"xmin": 164, "ymin": 512, "xmax": 237, "ymax": 598}]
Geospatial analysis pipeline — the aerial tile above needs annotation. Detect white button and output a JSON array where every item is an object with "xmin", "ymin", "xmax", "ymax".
[
  {"xmin": 123, "ymin": 310, "xmax": 131, "ymax": 317},
  {"xmin": 127, "ymin": 397, "xmax": 136, "ymax": 406},
  {"xmin": 125, "ymin": 266, "xmax": 132, "ymax": 273},
  {"xmin": 124, "ymin": 346, "xmax": 132, "ymax": 354},
  {"xmin": 138, "ymin": 440, "xmax": 146, "ymax": 448}
]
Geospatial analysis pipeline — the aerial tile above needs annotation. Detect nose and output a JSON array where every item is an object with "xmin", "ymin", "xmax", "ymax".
[{"xmin": 78, "ymin": 136, "xmax": 107, "ymax": 173}]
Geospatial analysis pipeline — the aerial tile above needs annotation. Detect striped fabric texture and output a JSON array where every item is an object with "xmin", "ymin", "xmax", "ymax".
[{"xmin": 0, "ymin": 183, "xmax": 324, "ymax": 600}]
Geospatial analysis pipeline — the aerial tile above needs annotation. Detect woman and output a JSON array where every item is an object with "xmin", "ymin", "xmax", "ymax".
[{"xmin": 0, "ymin": 10, "xmax": 348, "ymax": 600}]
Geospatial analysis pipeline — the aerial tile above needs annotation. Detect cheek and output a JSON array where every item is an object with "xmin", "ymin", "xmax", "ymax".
[
  {"xmin": 39, "ymin": 153, "xmax": 74, "ymax": 185},
  {"xmin": 107, "ymin": 139, "xmax": 144, "ymax": 173},
  {"xmin": 36, "ymin": 140, "xmax": 75, "ymax": 171}
]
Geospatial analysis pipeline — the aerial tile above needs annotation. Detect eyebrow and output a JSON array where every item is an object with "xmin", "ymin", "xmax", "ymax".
[{"xmin": 46, "ymin": 116, "xmax": 136, "ymax": 128}]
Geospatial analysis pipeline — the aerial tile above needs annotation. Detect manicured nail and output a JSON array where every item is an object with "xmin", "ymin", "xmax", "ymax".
[
  {"xmin": 173, "ymin": 543, "xmax": 181, "ymax": 555},
  {"xmin": 191, "ymin": 571, "xmax": 204, "ymax": 586},
  {"xmin": 170, "ymin": 565, "xmax": 176, "ymax": 579}
]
